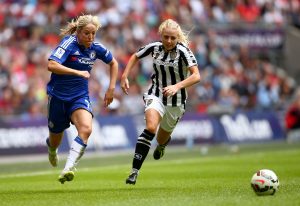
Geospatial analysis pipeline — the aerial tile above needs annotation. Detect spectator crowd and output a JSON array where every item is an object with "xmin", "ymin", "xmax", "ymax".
[{"xmin": 0, "ymin": 0, "xmax": 299, "ymax": 118}]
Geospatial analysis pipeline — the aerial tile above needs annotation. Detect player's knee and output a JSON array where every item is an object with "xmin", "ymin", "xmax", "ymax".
[
  {"xmin": 145, "ymin": 121, "xmax": 159, "ymax": 134},
  {"xmin": 78, "ymin": 124, "xmax": 92, "ymax": 138},
  {"xmin": 146, "ymin": 125, "xmax": 157, "ymax": 134}
]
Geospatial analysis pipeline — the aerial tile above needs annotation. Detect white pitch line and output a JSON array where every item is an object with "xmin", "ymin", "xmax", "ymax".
[{"xmin": 0, "ymin": 170, "xmax": 57, "ymax": 178}]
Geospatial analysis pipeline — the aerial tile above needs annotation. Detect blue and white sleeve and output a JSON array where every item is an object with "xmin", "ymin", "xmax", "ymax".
[
  {"xmin": 48, "ymin": 36, "xmax": 75, "ymax": 64},
  {"xmin": 94, "ymin": 42, "xmax": 113, "ymax": 64}
]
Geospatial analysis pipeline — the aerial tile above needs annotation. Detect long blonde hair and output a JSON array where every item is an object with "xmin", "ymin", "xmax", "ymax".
[
  {"xmin": 60, "ymin": 14, "xmax": 101, "ymax": 36},
  {"xmin": 158, "ymin": 19, "xmax": 189, "ymax": 46}
]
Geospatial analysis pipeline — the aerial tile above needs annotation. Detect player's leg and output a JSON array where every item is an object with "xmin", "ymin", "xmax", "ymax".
[
  {"xmin": 126, "ymin": 108, "xmax": 161, "ymax": 185},
  {"xmin": 153, "ymin": 127, "xmax": 172, "ymax": 160},
  {"xmin": 67, "ymin": 108, "xmax": 92, "ymax": 166},
  {"xmin": 46, "ymin": 132, "xmax": 63, "ymax": 167},
  {"xmin": 126, "ymin": 95, "xmax": 165, "ymax": 185},
  {"xmin": 46, "ymin": 95, "xmax": 68, "ymax": 167},
  {"xmin": 58, "ymin": 96, "xmax": 93, "ymax": 184},
  {"xmin": 153, "ymin": 105, "xmax": 185, "ymax": 160},
  {"xmin": 58, "ymin": 108, "xmax": 92, "ymax": 184}
]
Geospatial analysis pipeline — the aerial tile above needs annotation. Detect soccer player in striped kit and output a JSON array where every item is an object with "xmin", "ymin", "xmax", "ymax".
[
  {"xmin": 46, "ymin": 14, "xmax": 118, "ymax": 184},
  {"xmin": 121, "ymin": 19, "xmax": 201, "ymax": 184}
]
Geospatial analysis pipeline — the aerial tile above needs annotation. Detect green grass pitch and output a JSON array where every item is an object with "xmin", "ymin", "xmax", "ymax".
[{"xmin": 0, "ymin": 142, "xmax": 299, "ymax": 206}]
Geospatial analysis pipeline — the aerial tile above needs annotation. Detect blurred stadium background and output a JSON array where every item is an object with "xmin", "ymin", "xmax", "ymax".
[{"xmin": 0, "ymin": 0, "xmax": 300, "ymax": 157}]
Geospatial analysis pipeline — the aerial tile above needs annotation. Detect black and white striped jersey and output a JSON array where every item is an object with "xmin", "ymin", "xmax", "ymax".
[{"xmin": 136, "ymin": 41, "xmax": 198, "ymax": 107}]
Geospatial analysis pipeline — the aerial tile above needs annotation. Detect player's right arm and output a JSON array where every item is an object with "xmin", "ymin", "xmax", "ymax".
[
  {"xmin": 120, "ymin": 54, "xmax": 139, "ymax": 95},
  {"xmin": 48, "ymin": 60, "xmax": 90, "ymax": 79},
  {"xmin": 48, "ymin": 36, "xmax": 90, "ymax": 79},
  {"xmin": 121, "ymin": 42, "xmax": 156, "ymax": 95}
]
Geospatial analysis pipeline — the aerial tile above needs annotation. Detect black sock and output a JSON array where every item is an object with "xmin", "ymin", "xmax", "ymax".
[{"xmin": 132, "ymin": 129, "xmax": 155, "ymax": 170}]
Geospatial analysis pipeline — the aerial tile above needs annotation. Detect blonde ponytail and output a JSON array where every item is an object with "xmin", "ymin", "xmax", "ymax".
[{"xmin": 60, "ymin": 14, "xmax": 101, "ymax": 36}]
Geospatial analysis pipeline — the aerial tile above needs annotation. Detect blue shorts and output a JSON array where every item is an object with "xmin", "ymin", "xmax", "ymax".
[{"xmin": 47, "ymin": 95, "xmax": 93, "ymax": 133}]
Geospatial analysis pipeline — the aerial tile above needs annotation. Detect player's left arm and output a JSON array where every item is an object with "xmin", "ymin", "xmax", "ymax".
[
  {"xmin": 104, "ymin": 57, "xmax": 118, "ymax": 107},
  {"xmin": 163, "ymin": 66, "xmax": 200, "ymax": 97},
  {"xmin": 94, "ymin": 43, "xmax": 119, "ymax": 107},
  {"xmin": 177, "ymin": 65, "xmax": 201, "ymax": 89}
]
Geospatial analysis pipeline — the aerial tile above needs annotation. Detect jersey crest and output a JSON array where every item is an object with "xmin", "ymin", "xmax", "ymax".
[
  {"xmin": 89, "ymin": 51, "xmax": 96, "ymax": 59},
  {"xmin": 170, "ymin": 50, "xmax": 177, "ymax": 60}
]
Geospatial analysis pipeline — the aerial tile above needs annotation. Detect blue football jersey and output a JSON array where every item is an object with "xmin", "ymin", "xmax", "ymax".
[{"xmin": 47, "ymin": 35, "xmax": 113, "ymax": 101}]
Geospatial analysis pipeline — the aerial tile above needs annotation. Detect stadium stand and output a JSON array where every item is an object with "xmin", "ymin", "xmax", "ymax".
[{"xmin": 0, "ymin": 0, "xmax": 299, "ymax": 118}]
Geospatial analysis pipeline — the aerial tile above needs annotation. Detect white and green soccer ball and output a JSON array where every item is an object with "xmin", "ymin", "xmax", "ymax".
[{"xmin": 251, "ymin": 169, "xmax": 279, "ymax": 196}]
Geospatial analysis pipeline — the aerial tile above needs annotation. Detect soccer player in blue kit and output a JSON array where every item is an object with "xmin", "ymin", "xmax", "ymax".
[{"xmin": 46, "ymin": 14, "xmax": 118, "ymax": 184}]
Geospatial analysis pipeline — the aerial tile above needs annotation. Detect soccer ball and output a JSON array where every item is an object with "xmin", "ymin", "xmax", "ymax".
[{"xmin": 251, "ymin": 169, "xmax": 279, "ymax": 196}]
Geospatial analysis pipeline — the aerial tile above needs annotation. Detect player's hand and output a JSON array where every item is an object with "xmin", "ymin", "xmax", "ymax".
[
  {"xmin": 78, "ymin": 71, "xmax": 90, "ymax": 79},
  {"xmin": 163, "ymin": 85, "xmax": 178, "ymax": 97},
  {"xmin": 104, "ymin": 88, "xmax": 114, "ymax": 107},
  {"xmin": 120, "ymin": 77, "xmax": 129, "ymax": 95}
]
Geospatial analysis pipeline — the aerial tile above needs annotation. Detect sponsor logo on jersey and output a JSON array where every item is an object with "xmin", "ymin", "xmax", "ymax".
[
  {"xmin": 78, "ymin": 57, "xmax": 94, "ymax": 66},
  {"xmin": 154, "ymin": 58, "xmax": 177, "ymax": 67},
  {"xmin": 53, "ymin": 47, "xmax": 65, "ymax": 59}
]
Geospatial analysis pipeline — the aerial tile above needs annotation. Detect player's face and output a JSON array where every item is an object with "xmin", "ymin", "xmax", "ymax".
[
  {"xmin": 161, "ymin": 27, "xmax": 178, "ymax": 51},
  {"xmin": 77, "ymin": 23, "xmax": 97, "ymax": 48}
]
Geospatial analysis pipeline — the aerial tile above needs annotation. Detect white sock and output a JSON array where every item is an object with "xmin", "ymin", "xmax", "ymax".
[{"xmin": 64, "ymin": 136, "xmax": 87, "ymax": 171}]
